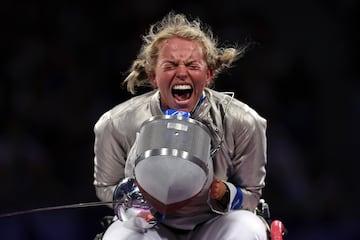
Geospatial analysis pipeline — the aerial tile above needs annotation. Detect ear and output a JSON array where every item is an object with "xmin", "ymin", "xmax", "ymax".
[
  {"xmin": 206, "ymin": 69, "xmax": 214, "ymax": 86},
  {"xmin": 150, "ymin": 72, "xmax": 157, "ymax": 88}
]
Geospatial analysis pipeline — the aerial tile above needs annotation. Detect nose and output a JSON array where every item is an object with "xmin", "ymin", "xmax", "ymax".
[{"xmin": 176, "ymin": 64, "xmax": 188, "ymax": 80}]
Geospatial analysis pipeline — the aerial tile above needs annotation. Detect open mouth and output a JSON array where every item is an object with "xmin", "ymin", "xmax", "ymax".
[{"xmin": 172, "ymin": 85, "xmax": 193, "ymax": 101}]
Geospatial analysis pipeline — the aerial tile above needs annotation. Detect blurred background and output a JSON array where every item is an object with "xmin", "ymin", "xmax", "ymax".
[{"xmin": 1, "ymin": 0, "xmax": 359, "ymax": 239}]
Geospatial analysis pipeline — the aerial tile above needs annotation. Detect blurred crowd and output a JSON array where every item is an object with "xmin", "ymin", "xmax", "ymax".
[{"xmin": 1, "ymin": 1, "xmax": 359, "ymax": 239}]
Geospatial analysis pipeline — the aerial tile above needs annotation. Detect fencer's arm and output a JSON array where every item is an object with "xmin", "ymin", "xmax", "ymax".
[
  {"xmin": 93, "ymin": 112, "xmax": 128, "ymax": 204},
  {"xmin": 209, "ymin": 180, "xmax": 263, "ymax": 213},
  {"xmin": 230, "ymin": 104, "xmax": 267, "ymax": 211},
  {"xmin": 209, "ymin": 106, "xmax": 267, "ymax": 213}
]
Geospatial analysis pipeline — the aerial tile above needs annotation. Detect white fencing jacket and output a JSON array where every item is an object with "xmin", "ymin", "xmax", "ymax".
[{"xmin": 93, "ymin": 88, "xmax": 267, "ymax": 230}]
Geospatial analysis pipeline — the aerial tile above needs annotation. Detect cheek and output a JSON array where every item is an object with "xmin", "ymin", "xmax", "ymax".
[
  {"xmin": 157, "ymin": 73, "xmax": 173, "ymax": 86},
  {"xmin": 195, "ymin": 72, "xmax": 211, "ymax": 86}
]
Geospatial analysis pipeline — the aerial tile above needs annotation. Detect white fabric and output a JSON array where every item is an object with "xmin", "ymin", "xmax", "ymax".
[
  {"xmin": 94, "ymin": 89, "xmax": 267, "ymax": 212},
  {"xmin": 102, "ymin": 210, "xmax": 267, "ymax": 240}
]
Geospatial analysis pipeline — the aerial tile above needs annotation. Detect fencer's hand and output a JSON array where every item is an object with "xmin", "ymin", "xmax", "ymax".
[{"xmin": 210, "ymin": 179, "xmax": 227, "ymax": 200}]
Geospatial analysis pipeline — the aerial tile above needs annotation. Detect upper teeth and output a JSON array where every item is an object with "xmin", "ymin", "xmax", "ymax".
[{"xmin": 173, "ymin": 85, "xmax": 192, "ymax": 90}]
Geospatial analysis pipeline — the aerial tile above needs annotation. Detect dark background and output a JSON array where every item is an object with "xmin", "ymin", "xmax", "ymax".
[{"xmin": 1, "ymin": 0, "xmax": 359, "ymax": 239}]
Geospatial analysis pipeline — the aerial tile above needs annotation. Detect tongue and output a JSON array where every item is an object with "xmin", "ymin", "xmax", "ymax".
[{"xmin": 174, "ymin": 93, "xmax": 191, "ymax": 101}]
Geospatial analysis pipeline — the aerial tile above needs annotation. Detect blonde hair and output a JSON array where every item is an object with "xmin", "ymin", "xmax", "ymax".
[{"xmin": 124, "ymin": 12, "xmax": 249, "ymax": 94}]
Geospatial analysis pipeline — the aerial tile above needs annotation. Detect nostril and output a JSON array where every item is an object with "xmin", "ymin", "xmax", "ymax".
[{"xmin": 176, "ymin": 74, "xmax": 187, "ymax": 80}]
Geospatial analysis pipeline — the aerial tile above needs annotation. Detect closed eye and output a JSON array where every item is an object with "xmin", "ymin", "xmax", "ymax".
[
  {"xmin": 185, "ymin": 61, "xmax": 201, "ymax": 70},
  {"xmin": 161, "ymin": 61, "xmax": 202, "ymax": 71},
  {"xmin": 161, "ymin": 61, "xmax": 177, "ymax": 71}
]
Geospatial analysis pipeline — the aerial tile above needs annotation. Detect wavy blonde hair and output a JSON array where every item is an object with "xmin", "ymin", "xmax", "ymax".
[{"xmin": 124, "ymin": 12, "xmax": 249, "ymax": 94}]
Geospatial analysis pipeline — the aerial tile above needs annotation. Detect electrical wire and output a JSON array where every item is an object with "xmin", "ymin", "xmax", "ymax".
[{"xmin": 0, "ymin": 200, "xmax": 119, "ymax": 218}]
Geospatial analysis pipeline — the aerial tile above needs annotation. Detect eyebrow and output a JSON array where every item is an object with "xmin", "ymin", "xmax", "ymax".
[{"xmin": 161, "ymin": 60, "xmax": 200, "ymax": 65}]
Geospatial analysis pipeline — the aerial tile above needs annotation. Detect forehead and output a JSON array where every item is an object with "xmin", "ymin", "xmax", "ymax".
[{"xmin": 158, "ymin": 37, "xmax": 204, "ymax": 58}]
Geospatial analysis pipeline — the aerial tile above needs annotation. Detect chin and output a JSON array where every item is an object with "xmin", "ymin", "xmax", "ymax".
[{"xmin": 173, "ymin": 102, "xmax": 195, "ymax": 112}]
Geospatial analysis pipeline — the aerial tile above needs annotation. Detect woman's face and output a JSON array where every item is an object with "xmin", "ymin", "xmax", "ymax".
[{"xmin": 151, "ymin": 37, "xmax": 213, "ymax": 113}]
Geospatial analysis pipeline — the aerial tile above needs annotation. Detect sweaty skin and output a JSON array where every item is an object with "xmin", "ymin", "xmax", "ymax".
[
  {"xmin": 150, "ymin": 37, "xmax": 213, "ymax": 113},
  {"xmin": 210, "ymin": 179, "xmax": 227, "ymax": 200}
]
